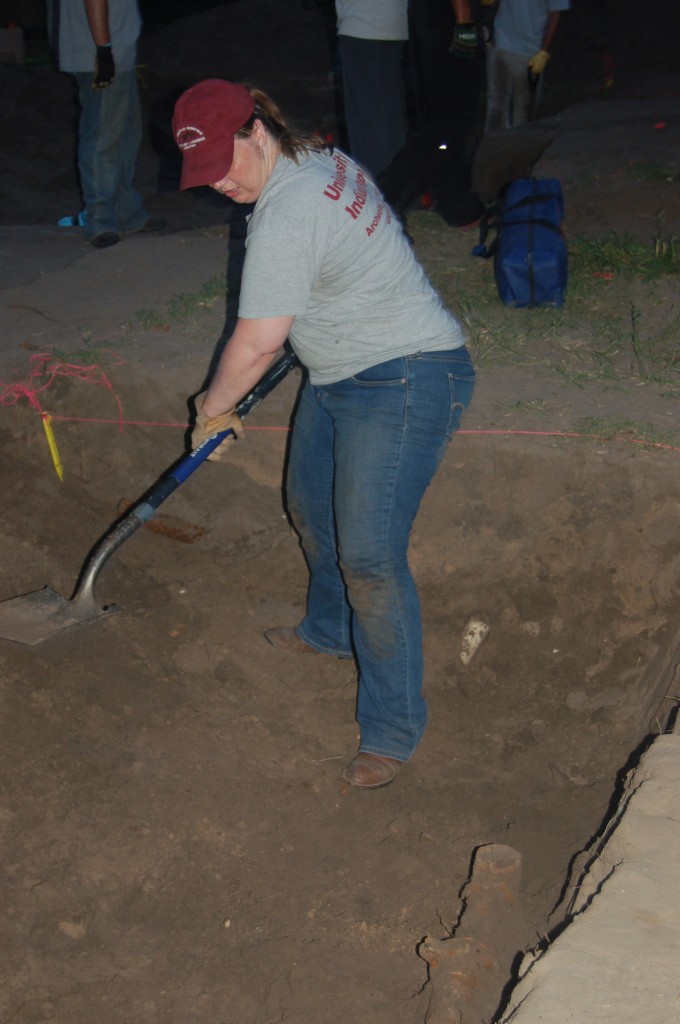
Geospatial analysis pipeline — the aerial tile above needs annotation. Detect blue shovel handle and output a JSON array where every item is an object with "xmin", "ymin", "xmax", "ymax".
[
  {"xmin": 135, "ymin": 347, "xmax": 299, "ymax": 520},
  {"xmin": 67, "ymin": 347, "xmax": 300, "ymax": 609}
]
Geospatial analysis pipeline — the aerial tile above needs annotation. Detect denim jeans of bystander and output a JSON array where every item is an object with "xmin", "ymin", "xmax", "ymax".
[
  {"xmin": 485, "ymin": 45, "xmax": 543, "ymax": 130},
  {"xmin": 74, "ymin": 69, "xmax": 147, "ymax": 240}
]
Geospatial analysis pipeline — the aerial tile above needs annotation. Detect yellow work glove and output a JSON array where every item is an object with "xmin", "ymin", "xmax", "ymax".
[
  {"xmin": 192, "ymin": 392, "xmax": 245, "ymax": 462},
  {"xmin": 528, "ymin": 49, "xmax": 550, "ymax": 75}
]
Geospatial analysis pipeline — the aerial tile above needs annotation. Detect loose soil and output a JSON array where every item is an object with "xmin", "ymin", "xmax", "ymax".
[{"xmin": 1, "ymin": 3, "xmax": 680, "ymax": 1023}]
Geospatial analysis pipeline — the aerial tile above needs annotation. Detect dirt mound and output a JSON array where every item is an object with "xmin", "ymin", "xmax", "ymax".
[
  {"xmin": 2, "ymin": 341, "xmax": 680, "ymax": 1021},
  {"xmin": 2, "ymin": 2, "xmax": 680, "ymax": 1021}
]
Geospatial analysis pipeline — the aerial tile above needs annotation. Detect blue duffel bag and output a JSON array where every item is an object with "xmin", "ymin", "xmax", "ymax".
[{"xmin": 473, "ymin": 178, "xmax": 568, "ymax": 308}]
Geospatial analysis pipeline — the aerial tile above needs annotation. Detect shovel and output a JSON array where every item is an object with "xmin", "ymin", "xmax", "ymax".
[
  {"xmin": 0, "ymin": 348, "xmax": 299, "ymax": 646},
  {"xmin": 527, "ymin": 69, "xmax": 540, "ymax": 124}
]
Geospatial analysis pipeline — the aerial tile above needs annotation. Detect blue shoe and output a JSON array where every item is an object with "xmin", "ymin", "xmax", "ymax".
[{"xmin": 58, "ymin": 210, "xmax": 88, "ymax": 228}]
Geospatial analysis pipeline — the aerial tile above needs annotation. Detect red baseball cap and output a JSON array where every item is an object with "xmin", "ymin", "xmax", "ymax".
[{"xmin": 172, "ymin": 79, "xmax": 256, "ymax": 190}]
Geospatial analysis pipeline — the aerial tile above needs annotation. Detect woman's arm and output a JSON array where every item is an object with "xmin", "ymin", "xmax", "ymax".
[{"xmin": 201, "ymin": 314, "xmax": 295, "ymax": 416}]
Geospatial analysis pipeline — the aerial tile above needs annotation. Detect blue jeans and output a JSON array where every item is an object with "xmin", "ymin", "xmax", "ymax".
[
  {"xmin": 338, "ymin": 35, "xmax": 407, "ymax": 178},
  {"xmin": 287, "ymin": 347, "xmax": 475, "ymax": 761},
  {"xmin": 74, "ymin": 69, "xmax": 147, "ymax": 239},
  {"xmin": 485, "ymin": 46, "xmax": 542, "ymax": 131}
]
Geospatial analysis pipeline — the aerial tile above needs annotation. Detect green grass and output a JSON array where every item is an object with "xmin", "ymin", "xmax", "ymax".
[
  {"xmin": 407, "ymin": 212, "xmax": 680, "ymax": 396},
  {"xmin": 48, "ymin": 344, "xmax": 123, "ymax": 368},
  {"xmin": 134, "ymin": 273, "xmax": 228, "ymax": 330},
  {"xmin": 134, "ymin": 308, "xmax": 168, "ymax": 330},
  {"xmin": 570, "ymin": 233, "xmax": 680, "ymax": 281},
  {"xmin": 511, "ymin": 398, "xmax": 550, "ymax": 414},
  {"xmin": 627, "ymin": 162, "xmax": 680, "ymax": 183},
  {"xmin": 575, "ymin": 416, "xmax": 680, "ymax": 449}
]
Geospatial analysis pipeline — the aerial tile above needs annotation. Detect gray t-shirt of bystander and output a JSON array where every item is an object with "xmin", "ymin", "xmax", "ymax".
[
  {"xmin": 237, "ymin": 149, "xmax": 466, "ymax": 386},
  {"xmin": 493, "ymin": 0, "xmax": 571, "ymax": 57},
  {"xmin": 335, "ymin": 0, "xmax": 409, "ymax": 40},
  {"xmin": 51, "ymin": 0, "xmax": 142, "ymax": 73}
]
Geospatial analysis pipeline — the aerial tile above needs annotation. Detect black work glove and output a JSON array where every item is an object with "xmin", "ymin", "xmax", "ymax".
[
  {"xmin": 449, "ymin": 22, "xmax": 480, "ymax": 58},
  {"xmin": 93, "ymin": 45, "xmax": 115, "ymax": 89}
]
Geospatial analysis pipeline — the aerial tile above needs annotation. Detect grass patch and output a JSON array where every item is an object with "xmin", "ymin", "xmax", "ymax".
[
  {"xmin": 135, "ymin": 308, "xmax": 168, "ymax": 330},
  {"xmin": 134, "ymin": 273, "xmax": 228, "ymax": 330},
  {"xmin": 570, "ymin": 233, "xmax": 680, "ymax": 281},
  {"xmin": 627, "ymin": 162, "xmax": 680, "ymax": 183},
  {"xmin": 407, "ymin": 212, "xmax": 680, "ymax": 395},
  {"xmin": 576, "ymin": 416, "xmax": 680, "ymax": 449},
  {"xmin": 48, "ymin": 345, "xmax": 123, "ymax": 369},
  {"xmin": 512, "ymin": 398, "xmax": 550, "ymax": 414}
]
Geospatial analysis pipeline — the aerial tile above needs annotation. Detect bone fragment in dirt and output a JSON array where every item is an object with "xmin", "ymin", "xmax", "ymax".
[
  {"xmin": 460, "ymin": 617, "xmax": 490, "ymax": 665},
  {"xmin": 418, "ymin": 843, "xmax": 525, "ymax": 1024}
]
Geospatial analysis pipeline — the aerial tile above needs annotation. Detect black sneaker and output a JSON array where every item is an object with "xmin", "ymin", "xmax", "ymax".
[
  {"xmin": 136, "ymin": 217, "xmax": 166, "ymax": 234},
  {"xmin": 90, "ymin": 232, "xmax": 120, "ymax": 249}
]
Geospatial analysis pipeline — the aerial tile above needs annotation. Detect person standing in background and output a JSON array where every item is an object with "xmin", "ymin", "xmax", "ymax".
[
  {"xmin": 484, "ymin": 0, "xmax": 570, "ymax": 130},
  {"xmin": 335, "ymin": 0, "xmax": 409, "ymax": 178},
  {"xmin": 49, "ymin": 0, "xmax": 164, "ymax": 247},
  {"xmin": 448, "ymin": 0, "xmax": 490, "ymax": 57},
  {"xmin": 376, "ymin": 0, "xmax": 486, "ymax": 230}
]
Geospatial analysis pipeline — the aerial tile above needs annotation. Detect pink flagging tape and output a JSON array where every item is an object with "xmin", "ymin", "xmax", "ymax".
[{"xmin": 0, "ymin": 351, "xmax": 124, "ymax": 427}]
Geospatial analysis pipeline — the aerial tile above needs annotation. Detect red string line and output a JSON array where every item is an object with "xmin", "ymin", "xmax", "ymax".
[
  {"xmin": 459, "ymin": 430, "xmax": 680, "ymax": 453},
  {"xmin": 10, "ymin": 410, "xmax": 680, "ymax": 454},
  {"xmin": 42, "ymin": 420, "xmax": 680, "ymax": 452},
  {"xmin": 2, "ymin": 355, "xmax": 678, "ymax": 454},
  {"xmin": 56, "ymin": 421, "xmax": 680, "ymax": 454}
]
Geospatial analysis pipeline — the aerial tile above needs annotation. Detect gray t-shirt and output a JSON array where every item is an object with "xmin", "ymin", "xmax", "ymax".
[
  {"xmin": 335, "ymin": 0, "xmax": 409, "ymax": 40},
  {"xmin": 51, "ymin": 0, "xmax": 141, "ymax": 73},
  {"xmin": 237, "ymin": 149, "xmax": 466, "ymax": 386},
  {"xmin": 494, "ymin": 0, "xmax": 571, "ymax": 57}
]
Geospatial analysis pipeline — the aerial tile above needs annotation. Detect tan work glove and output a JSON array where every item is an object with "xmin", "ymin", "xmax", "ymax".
[
  {"xmin": 192, "ymin": 392, "xmax": 245, "ymax": 462},
  {"xmin": 528, "ymin": 49, "xmax": 550, "ymax": 75}
]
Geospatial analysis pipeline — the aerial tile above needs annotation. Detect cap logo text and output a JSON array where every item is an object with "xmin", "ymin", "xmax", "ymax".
[{"xmin": 176, "ymin": 126, "xmax": 206, "ymax": 152}]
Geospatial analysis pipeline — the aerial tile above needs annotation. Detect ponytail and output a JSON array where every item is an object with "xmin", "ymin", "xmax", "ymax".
[{"xmin": 236, "ymin": 87, "xmax": 329, "ymax": 162}]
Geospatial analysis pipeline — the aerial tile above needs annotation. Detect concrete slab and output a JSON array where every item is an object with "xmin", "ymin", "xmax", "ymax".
[
  {"xmin": 0, "ymin": 225, "xmax": 233, "ymax": 379},
  {"xmin": 500, "ymin": 719, "xmax": 680, "ymax": 1023}
]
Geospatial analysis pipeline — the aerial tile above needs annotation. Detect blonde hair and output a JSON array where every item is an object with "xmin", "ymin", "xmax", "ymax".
[{"xmin": 235, "ymin": 87, "xmax": 328, "ymax": 162}]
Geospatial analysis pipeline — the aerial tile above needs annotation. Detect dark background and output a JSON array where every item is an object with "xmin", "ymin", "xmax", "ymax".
[
  {"xmin": 3, "ymin": 0, "xmax": 678, "ymax": 96},
  {"xmin": 1, "ymin": 0, "xmax": 239, "ymax": 32},
  {"xmin": 138, "ymin": 0, "xmax": 236, "ymax": 29},
  {"xmin": 1, "ymin": 0, "xmax": 677, "ymax": 227}
]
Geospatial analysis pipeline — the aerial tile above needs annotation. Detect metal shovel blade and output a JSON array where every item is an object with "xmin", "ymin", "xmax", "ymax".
[{"xmin": 0, "ymin": 585, "xmax": 119, "ymax": 646}]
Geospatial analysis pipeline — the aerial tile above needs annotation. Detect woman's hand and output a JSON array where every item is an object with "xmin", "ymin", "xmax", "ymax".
[
  {"xmin": 191, "ymin": 313, "xmax": 295, "ymax": 461},
  {"xmin": 192, "ymin": 392, "xmax": 245, "ymax": 462}
]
